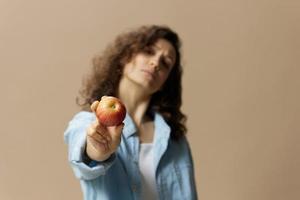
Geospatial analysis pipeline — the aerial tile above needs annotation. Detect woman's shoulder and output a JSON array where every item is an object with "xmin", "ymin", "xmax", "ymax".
[
  {"xmin": 165, "ymin": 135, "xmax": 194, "ymax": 166},
  {"xmin": 170, "ymin": 135, "xmax": 190, "ymax": 150},
  {"xmin": 69, "ymin": 111, "xmax": 96, "ymax": 124}
]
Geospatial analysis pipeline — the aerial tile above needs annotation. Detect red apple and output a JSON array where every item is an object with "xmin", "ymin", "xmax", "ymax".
[{"xmin": 95, "ymin": 96, "xmax": 126, "ymax": 126}]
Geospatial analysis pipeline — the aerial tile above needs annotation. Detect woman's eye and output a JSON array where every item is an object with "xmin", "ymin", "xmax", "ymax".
[
  {"xmin": 143, "ymin": 47, "xmax": 155, "ymax": 55},
  {"xmin": 162, "ymin": 59, "xmax": 171, "ymax": 69},
  {"xmin": 163, "ymin": 58, "xmax": 173, "ymax": 69}
]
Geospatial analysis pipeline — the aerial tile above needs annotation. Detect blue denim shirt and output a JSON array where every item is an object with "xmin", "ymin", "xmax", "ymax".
[{"xmin": 64, "ymin": 111, "xmax": 198, "ymax": 200}]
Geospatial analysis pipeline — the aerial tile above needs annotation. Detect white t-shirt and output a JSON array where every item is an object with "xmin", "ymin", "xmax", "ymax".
[{"xmin": 139, "ymin": 143, "xmax": 159, "ymax": 200}]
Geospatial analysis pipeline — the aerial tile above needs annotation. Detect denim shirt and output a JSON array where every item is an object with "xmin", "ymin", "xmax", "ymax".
[{"xmin": 64, "ymin": 111, "xmax": 198, "ymax": 200}]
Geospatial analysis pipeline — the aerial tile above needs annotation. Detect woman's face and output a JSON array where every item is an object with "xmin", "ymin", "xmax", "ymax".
[{"xmin": 122, "ymin": 38, "xmax": 177, "ymax": 94}]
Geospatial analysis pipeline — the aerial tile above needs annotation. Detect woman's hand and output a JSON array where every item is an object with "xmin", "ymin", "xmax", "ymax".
[{"xmin": 85, "ymin": 101, "xmax": 124, "ymax": 162}]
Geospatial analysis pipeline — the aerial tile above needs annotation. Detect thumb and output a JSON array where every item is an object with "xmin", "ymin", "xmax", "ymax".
[{"xmin": 90, "ymin": 100, "xmax": 99, "ymax": 113}]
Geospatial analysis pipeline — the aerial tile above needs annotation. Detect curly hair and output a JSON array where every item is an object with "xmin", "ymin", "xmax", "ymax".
[{"xmin": 77, "ymin": 25, "xmax": 187, "ymax": 141}]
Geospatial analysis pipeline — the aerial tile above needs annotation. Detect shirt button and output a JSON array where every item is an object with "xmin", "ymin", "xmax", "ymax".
[{"xmin": 132, "ymin": 184, "xmax": 137, "ymax": 192}]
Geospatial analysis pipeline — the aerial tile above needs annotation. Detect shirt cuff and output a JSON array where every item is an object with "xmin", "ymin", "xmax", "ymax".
[{"xmin": 70, "ymin": 153, "xmax": 116, "ymax": 180}]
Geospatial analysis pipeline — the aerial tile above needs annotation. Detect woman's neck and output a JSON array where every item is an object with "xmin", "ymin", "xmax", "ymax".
[{"xmin": 117, "ymin": 79, "xmax": 152, "ymax": 127}]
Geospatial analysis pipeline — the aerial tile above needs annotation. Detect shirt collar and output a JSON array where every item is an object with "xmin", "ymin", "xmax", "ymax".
[
  {"xmin": 122, "ymin": 112, "xmax": 137, "ymax": 138},
  {"xmin": 122, "ymin": 112, "xmax": 171, "ymax": 142},
  {"xmin": 153, "ymin": 112, "xmax": 171, "ymax": 143}
]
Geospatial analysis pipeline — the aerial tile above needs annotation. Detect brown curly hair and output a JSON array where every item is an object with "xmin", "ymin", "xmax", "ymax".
[{"xmin": 77, "ymin": 25, "xmax": 187, "ymax": 141}]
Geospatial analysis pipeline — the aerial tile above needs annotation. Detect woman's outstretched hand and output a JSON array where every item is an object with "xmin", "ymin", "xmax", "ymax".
[{"xmin": 85, "ymin": 100, "xmax": 124, "ymax": 162}]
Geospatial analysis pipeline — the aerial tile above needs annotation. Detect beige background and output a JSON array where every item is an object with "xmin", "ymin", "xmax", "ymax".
[{"xmin": 1, "ymin": 0, "xmax": 299, "ymax": 199}]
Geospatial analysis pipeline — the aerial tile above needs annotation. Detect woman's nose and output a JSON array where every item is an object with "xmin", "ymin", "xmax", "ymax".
[{"xmin": 149, "ymin": 56, "xmax": 161, "ymax": 71}]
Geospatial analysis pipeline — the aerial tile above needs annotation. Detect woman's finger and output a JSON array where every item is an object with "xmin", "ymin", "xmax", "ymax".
[
  {"xmin": 87, "ymin": 135, "xmax": 107, "ymax": 151},
  {"xmin": 87, "ymin": 127, "xmax": 108, "ymax": 144},
  {"xmin": 90, "ymin": 101, "xmax": 99, "ymax": 113},
  {"xmin": 95, "ymin": 123, "xmax": 111, "ymax": 142},
  {"xmin": 107, "ymin": 122, "xmax": 124, "ymax": 141}
]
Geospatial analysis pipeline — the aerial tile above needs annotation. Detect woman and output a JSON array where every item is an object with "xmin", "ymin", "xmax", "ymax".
[{"xmin": 64, "ymin": 25, "xmax": 198, "ymax": 200}]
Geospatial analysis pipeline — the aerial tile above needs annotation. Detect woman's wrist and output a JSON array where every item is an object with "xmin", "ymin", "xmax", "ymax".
[
  {"xmin": 83, "ymin": 149, "xmax": 93, "ymax": 165},
  {"xmin": 85, "ymin": 144, "xmax": 113, "ymax": 162}
]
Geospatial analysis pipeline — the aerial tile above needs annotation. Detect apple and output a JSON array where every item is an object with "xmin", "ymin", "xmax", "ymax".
[{"xmin": 95, "ymin": 96, "xmax": 126, "ymax": 126}]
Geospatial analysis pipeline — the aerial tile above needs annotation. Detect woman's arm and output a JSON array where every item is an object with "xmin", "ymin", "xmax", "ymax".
[{"xmin": 64, "ymin": 111, "xmax": 117, "ymax": 180}]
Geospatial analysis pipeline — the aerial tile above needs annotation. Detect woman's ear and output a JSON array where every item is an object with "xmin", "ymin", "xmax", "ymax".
[
  {"xmin": 158, "ymin": 84, "xmax": 165, "ymax": 92},
  {"xmin": 117, "ymin": 67, "xmax": 123, "ymax": 74}
]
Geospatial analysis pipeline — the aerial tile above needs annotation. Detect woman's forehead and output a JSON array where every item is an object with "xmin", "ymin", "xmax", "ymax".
[{"xmin": 153, "ymin": 39, "xmax": 176, "ymax": 58}]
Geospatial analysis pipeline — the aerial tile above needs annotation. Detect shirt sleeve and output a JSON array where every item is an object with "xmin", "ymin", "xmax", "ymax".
[
  {"xmin": 63, "ymin": 111, "xmax": 116, "ymax": 180},
  {"xmin": 183, "ymin": 136, "xmax": 199, "ymax": 199}
]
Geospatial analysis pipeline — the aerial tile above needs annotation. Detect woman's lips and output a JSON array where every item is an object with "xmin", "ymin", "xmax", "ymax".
[{"xmin": 141, "ymin": 69, "xmax": 155, "ymax": 79}]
